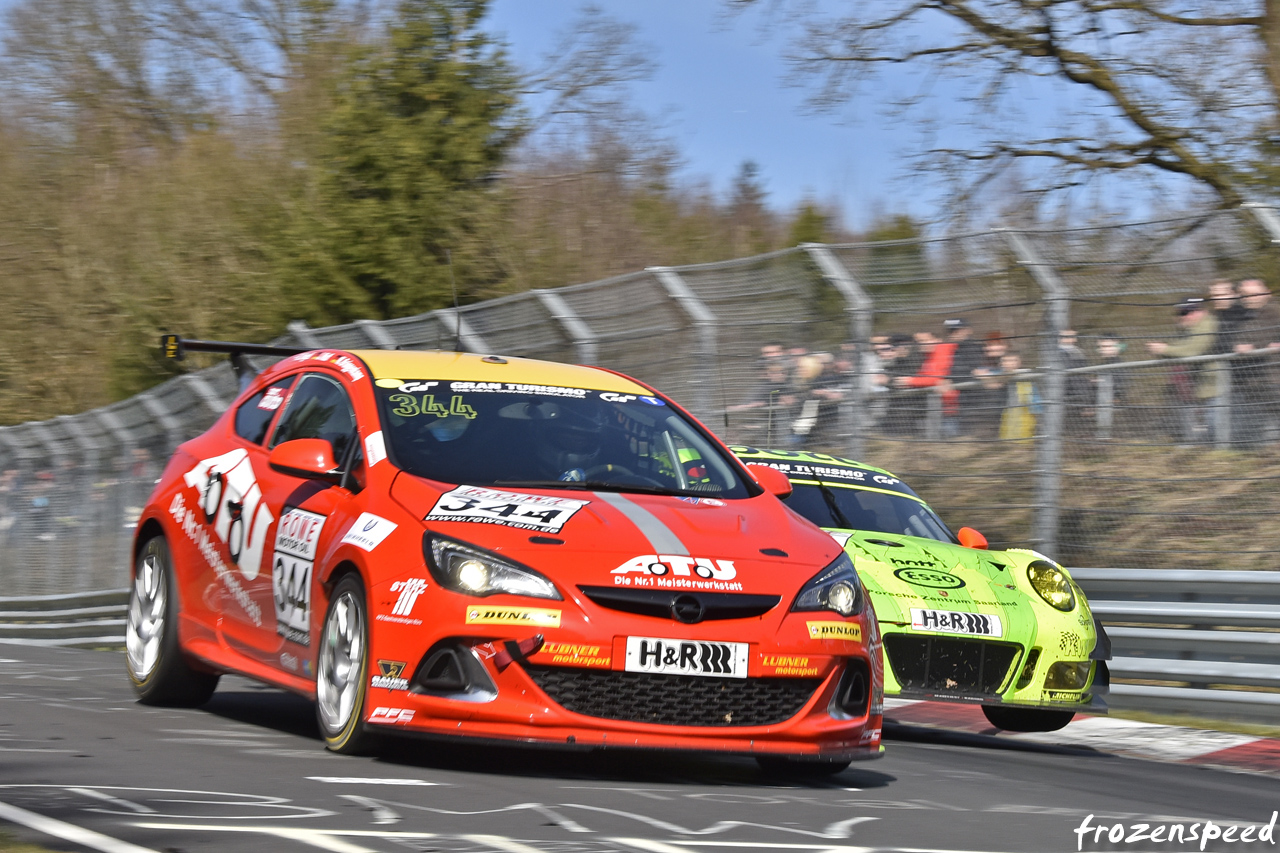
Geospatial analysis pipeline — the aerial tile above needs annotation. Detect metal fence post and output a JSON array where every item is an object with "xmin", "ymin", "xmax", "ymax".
[
  {"xmin": 649, "ymin": 267, "xmax": 719, "ymax": 424},
  {"xmin": 1096, "ymin": 373, "xmax": 1114, "ymax": 441},
  {"xmin": 355, "ymin": 319, "xmax": 399, "ymax": 350},
  {"xmin": 1214, "ymin": 358, "xmax": 1232, "ymax": 450},
  {"xmin": 802, "ymin": 244, "xmax": 874, "ymax": 460},
  {"xmin": 433, "ymin": 309, "xmax": 492, "ymax": 353},
  {"xmin": 534, "ymin": 289, "xmax": 600, "ymax": 365},
  {"xmin": 1002, "ymin": 230, "xmax": 1069, "ymax": 555},
  {"xmin": 1244, "ymin": 203, "xmax": 1280, "ymax": 243}
]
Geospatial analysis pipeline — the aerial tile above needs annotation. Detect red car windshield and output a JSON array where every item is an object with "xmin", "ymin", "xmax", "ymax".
[{"xmin": 375, "ymin": 382, "xmax": 751, "ymax": 498}]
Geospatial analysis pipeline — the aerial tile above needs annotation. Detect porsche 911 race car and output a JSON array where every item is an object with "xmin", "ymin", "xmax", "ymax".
[
  {"xmin": 731, "ymin": 447, "xmax": 1110, "ymax": 732},
  {"xmin": 126, "ymin": 338, "xmax": 882, "ymax": 772}
]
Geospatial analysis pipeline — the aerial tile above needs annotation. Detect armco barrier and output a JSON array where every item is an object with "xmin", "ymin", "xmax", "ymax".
[
  {"xmin": 9, "ymin": 571, "xmax": 1280, "ymax": 728},
  {"xmin": 1073, "ymin": 568, "xmax": 1280, "ymax": 724}
]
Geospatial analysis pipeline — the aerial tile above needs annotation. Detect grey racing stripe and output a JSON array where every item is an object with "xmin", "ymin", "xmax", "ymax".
[{"xmin": 592, "ymin": 491, "xmax": 688, "ymax": 556}]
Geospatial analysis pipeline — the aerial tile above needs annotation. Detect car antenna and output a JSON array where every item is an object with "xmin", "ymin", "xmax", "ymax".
[{"xmin": 448, "ymin": 249, "xmax": 462, "ymax": 352}]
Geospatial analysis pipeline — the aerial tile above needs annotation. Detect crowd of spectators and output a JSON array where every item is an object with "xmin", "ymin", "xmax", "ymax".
[{"xmin": 728, "ymin": 277, "xmax": 1280, "ymax": 449}]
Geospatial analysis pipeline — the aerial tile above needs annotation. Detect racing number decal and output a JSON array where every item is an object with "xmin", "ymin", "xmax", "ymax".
[
  {"xmin": 426, "ymin": 485, "xmax": 587, "ymax": 534},
  {"xmin": 390, "ymin": 394, "xmax": 477, "ymax": 419}
]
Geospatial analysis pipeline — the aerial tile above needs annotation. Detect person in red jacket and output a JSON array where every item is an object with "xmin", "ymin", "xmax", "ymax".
[{"xmin": 895, "ymin": 326, "xmax": 958, "ymax": 436}]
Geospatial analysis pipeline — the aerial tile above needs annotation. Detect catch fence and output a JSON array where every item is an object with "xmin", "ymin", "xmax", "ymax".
[{"xmin": 2, "ymin": 207, "xmax": 1279, "ymax": 595}]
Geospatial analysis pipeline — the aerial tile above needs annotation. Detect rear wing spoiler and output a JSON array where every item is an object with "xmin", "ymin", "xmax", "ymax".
[{"xmin": 161, "ymin": 334, "xmax": 311, "ymax": 390}]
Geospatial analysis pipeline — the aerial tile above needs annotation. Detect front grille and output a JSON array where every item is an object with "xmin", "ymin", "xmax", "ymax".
[
  {"xmin": 522, "ymin": 664, "xmax": 821, "ymax": 727},
  {"xmin": 883, "ymin": 635, "xmax": 1021, "ymax": 695}
]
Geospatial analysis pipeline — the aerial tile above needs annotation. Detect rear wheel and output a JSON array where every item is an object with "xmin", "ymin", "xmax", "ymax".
[
  {"xmin": 756, "ymin": 755, "xmax": 852, "ymax": 778},
  {"xmin": 126, "ymin": 536, "xmax": 219, "ymax": 706},
  {"xmin": 316, "ymin": 574, "xmax": 376, "ymax": 754},
  {"xmin": 982, "ymin": 705, "xmax": 1074, "ymax": 732}
]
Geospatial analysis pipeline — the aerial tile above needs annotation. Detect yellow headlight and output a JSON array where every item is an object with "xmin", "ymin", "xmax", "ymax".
[{"xmin": 1027, "ymin": 561, "xmax": 1076, "ymax": 611}]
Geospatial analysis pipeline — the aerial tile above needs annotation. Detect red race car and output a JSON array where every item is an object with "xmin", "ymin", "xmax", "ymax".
[{"xmin": 127, "ymin": 338, "xmax": 882, "ymax": 773}]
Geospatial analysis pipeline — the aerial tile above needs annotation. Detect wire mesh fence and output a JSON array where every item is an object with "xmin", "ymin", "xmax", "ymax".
[{"xmin": 3, "ymin": 207, "xmax": 1279, "ymax": 594}]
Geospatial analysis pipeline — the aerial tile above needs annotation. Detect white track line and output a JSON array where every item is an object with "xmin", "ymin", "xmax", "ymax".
[{"xmin": 0, "ymin": 799, "xmax": 161, "ymax": 853}]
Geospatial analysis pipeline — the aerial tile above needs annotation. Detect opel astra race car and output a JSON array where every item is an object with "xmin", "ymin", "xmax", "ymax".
[
  {"xmin": 731, "ymin": 447, "xmax": 1110, "ymax": 733},
  {"xmin": 126, "ymin": 337, "xmax": 883, "ymax": 773}
]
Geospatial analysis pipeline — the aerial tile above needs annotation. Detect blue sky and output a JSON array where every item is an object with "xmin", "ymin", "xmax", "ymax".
[{"xmin": 485, "ymin": 1, "xmax": 924, "ymax": 231}]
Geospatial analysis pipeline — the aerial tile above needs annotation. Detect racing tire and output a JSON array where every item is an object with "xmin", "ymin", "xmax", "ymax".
[
  {"xmin": 755, "ymin": 756, "xmax": 852, "ymax": 778},
  {"xmin": 126, "ymin": 536, "xmax": 220, "ymax": 706},
  {"xmin": 316, "ymin": 574, "xmax": 376, "ymax": 755},
  {"xmin": 981, "ymin": 705, "xmax": 1074, "ymax": 732}
]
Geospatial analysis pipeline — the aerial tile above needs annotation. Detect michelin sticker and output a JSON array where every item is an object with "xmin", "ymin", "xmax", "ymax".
[
  {"xmin": 427, "ymin": 485, "xmax": 587, "ymax": 533},
  {"xmin": 341, "ymin": 513, "xmax": 397, "ymax": 552},
  {"xmin": 272, "ymin": 507, "xmax": 326, "ymax": 645}
]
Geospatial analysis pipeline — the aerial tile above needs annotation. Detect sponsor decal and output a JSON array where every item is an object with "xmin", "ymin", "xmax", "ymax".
[
  {"xmin": 675, "ymin": 496, "xmax": 725, "ymax": 507},
  {"xmin": 910, "ymin": 608, "xmax": 1004, "ymax": 638},
  {"xmin": 464, "ymin": 606, "xmax": 561, "ymax": 628},
  {"xmin": 293, "ymin": 351, "xmax": 365, "ymax": 382},
  {"xmin": 892, "ymin": 557, "xmax": 938, "ymax": 568},
  {"xmin": 376, "ymin": 613, "xmax": 423, "ymax": 627},
  {"xmin": 364, "ymin": 431, "xmax": 387, "ymax": 467},
  {"xmin": 341, "ymin": 513, "xmax": 397, "ymax": 552},
  {"xmin": 271, "ymin": 507, "xmax": 327, "ymax": 646},
  {"xmin": 893, "ymin": 567, "xmax": 966, "ymax": 589},
  {"xmin": 612, "ymin": 554, "xmax": 738, "ymax": 581},
  {"xmin": 371, "ymin": 660, "xmax": 409, "ymax": 691},
  {"xmin": 426, "ymin": 485, "xmax": 587, "ymax": 533},
  {"xmin": 388, "ymin": 578, "xmax": 427, "ymax": 617},
  {"xmin": 257, "ymin": 386, "xmax": 286, "ymax": 411},
  {"xmin": 807, "ymin": 621, "xmax": 863, "ymax": 642},
  {"xmin": 389, "ymin": 393, "xmax": 478, "ymax": 419},
  {"xmin": 624, "ymin": 636, "xmax": 748, "ymax": 678},
  {"xmin": 760, "ymin": 654, "xmax": 821, "ymax": 677},
  {"xmin": 638, "ymin": 396, "xmax": 665, "ymax": 406},
  {"xmin": 859, "ymin": 727, "xmax": 882, "ymax": 745},
  {"xmin": 182, "ymin": 448, "xmax": 275, "ymax": 581},
  {"xmin": 280, "ymin": 652, "xmax": 299, "ymax": 672},
  {"xmin": 375, "ymin": 378, "xmax": 405, "ymax": 389},
  {"xmin": 168, "ymin": 492, "xmax": 262, "ymax": 626},
  {"xmin": 537, "ymin": 642, "xmax": 611, "ymax": 668},
  {"xmin": 442, "ymin": 380, "xmax": 588, "ymax": 398},
  {"xmin": 369, "ymin": 707, "xmax": 415, "ymax": 724},
  {"xmin": 599, "ymin": 392, "xmax": 636, "ymax": 403}
]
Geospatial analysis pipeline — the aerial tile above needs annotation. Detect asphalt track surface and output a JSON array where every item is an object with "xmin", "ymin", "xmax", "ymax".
[{"xmin": 3, "ymin": 645, "xmax": 1280, "ymax": 853}]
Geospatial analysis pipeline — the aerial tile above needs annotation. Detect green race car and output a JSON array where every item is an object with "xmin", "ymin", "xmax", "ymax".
[{"xmin": 732, "ymin": 446, "xmax": 1110, "ymax": 732}]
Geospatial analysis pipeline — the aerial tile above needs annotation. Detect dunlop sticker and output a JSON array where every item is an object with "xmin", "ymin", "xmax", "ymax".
[
  {"xmin": 465, "ymin": 606, "xmax": 562, "ymax": 628},
  {"xmin": 807, "ymin": 621, "xmax": 863, "ymax": 642}
]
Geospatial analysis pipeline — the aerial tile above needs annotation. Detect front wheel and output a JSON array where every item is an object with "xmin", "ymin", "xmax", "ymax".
[
  {"xmin": 126, "ymin": 536, "xmax": 219, "ymax": 706},
  {"xmin": 316, "ymin": 574, "xmax": 376, "ymax": 754},
  {"xmin": 982, "ymin": 705, "xmax": 1074, "ymax": 732}
]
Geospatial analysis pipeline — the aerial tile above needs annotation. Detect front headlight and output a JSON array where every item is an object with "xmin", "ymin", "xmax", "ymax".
[
  {"xmin": 1027, "ymin": 560, "xmax": 1075, "ymax": 612},
  {"xmin": 792, "ymin": 552, "xmax": 864, "ymax": 617},
  {"xmin": 424, "ymin": 534, "xmax": 562, "ymax": 600}
]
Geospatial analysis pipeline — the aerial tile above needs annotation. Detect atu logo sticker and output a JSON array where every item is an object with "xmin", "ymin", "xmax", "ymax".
[
  {"xmin": 893, "ymin": 567, "xmax": 966, "ymax": 589},
  {"xmin": 183, "ymin": 449, "xmax": 274, "ymax": 581}
]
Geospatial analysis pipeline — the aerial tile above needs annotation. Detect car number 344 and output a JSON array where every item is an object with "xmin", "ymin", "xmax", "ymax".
[{"xmin": 624, "ymin": 636, "xmax": 749, "ymax": 679}]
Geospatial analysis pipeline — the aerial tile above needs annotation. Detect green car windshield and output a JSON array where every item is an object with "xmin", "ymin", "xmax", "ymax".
[
  {"xmin": 783, "ymin": 482, "xmax": 955, "ymax": 543},
  {"xmin": 375, "ymin": 381, "xmax": 751, "ymax": 498}
]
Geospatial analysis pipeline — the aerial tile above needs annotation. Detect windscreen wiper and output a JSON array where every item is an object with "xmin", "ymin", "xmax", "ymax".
[
  {"xmin": 494, "ymin": 479, "xmax": 697, "ymax": 497},
  {"xmin": 814, "ymin": 479, "xmax": 854, "ymax": 529}
]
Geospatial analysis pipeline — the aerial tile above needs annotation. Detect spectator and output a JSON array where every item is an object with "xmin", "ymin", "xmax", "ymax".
[
  {"xmin": 1092, "ymin": 332, "xmax": 1130, "ymax": 438},
  {"xmin": 1146, "ymin": 297, "xmax": 1221, "ymax": 444},
  {"xmin": 884, "ymin": 334, "xmax": 927, "ymax": 437},
  {"xmin": 972, "ymin": 332, "xmax": 1010, "ymax": 439},
  {"xmin": 897, "ymin": 322, "xmax": 959, "ymax": 438},
  {"xmin": 1229, "ymin": 278, "xmax": 1280, "ymax": 447},
  {"xmin": 1209, "ymin": 279, "xmax": 1245, "ymax": 356},
  {"xmin": 1059, "ymin": 329, "xmax": 1092, "ymax": 435},
  {"xmin": 998, "ymin": 352, "xmax": 1040, "ymax": 441},
  {"xmin": 728, "ymin": 348, "xmax": 799, "ymax": 444},
  {"xmin": 945, "ymin": 318, "xmax": 984, "ymax": 436}
]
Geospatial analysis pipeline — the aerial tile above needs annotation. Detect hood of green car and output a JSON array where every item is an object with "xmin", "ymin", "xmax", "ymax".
[{"xmin": 832, "ymin": 529, "xmax": 1033, "ymax": 624}]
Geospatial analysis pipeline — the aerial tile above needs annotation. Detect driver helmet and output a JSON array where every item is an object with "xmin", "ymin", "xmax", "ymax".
[{"xmin": 530, "ymin": 403, "xmax": 605, "ymax": 477}]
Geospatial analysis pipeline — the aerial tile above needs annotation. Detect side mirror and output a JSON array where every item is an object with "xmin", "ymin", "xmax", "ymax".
[
  {"xmin": 957, "ymin": 527, "xmax": 988, "ymax": 550},
  {"xmin": 269, "ymin": 438, "xmax": 342, "ymax": 483},
  {"xmin": 746, "ymin": 463, "xmax": 793, "ymax": 498}
]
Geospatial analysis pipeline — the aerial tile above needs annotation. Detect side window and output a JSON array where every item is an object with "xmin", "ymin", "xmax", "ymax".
[
  {"xmin": 270, "ymin": 373, "xmax": 358, "ymax": 463},
  {"xmin": 234, "ymin": 377, "xmax": 296, "ymax": 445}
]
